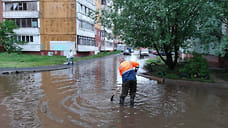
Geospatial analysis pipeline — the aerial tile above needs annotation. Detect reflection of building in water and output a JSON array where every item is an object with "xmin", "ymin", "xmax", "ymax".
[
  {"xmin": 39, "ymin": 70, "xmax": 82, "ymax": 128},
  {"xmin": 95, "ymin": 61, "xmax": 102, "ymax": 88},
  {"xmin": 76, "ymin": 58, "xmax": 118, "ymax": 89},
  {"xmin": 37, "ymin": 57, "xmax": 120, "ymax": 127},
  {"xmin": 112, "ymin": 57, "xmax": 118, "ymax": 87},
  {"xmin": 102, "ymin": 57, "xmax": 118, "ymax": 89}
]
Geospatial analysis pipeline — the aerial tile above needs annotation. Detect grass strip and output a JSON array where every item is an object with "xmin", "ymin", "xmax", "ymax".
[{"xmin": 0, "ymin": 51, "xmax": 121, "ymax": 68}]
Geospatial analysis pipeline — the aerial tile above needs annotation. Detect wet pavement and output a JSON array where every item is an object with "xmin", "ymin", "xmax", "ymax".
[{"xmin": 0, "ymin": 52, "xmax": 228, "ymax": 128}]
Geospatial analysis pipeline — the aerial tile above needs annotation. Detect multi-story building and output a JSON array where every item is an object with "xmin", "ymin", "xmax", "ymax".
[
  {"xmin": 2, "ymin": 0, "xmax": 116, "ymax": 56},
  {"xmin": 3, "ymin": 0, "xmax": 40, "ymax": 52},
  {"xmin": 76, "ymin": 0, "xmax": 97, "ymax": 56},
  {"xmin": 100, "ymin": 0, "xmax": 116, "ymax": 51}
]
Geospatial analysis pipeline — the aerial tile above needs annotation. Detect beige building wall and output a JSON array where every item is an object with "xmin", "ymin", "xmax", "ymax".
[{"xmin": 40, "ymin": 0, "xmax": 76, "ymax": 50}]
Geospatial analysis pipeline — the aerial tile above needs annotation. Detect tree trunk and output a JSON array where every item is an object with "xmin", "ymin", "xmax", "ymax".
[{"xmin": 166, "ymin": 53, "xmax": 175, "ymax": 70}]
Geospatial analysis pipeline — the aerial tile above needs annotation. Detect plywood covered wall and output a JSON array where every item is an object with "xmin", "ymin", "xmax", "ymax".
[{"xmin": 40, "ymin": 0, "xmax": 76, "ymax": 50}]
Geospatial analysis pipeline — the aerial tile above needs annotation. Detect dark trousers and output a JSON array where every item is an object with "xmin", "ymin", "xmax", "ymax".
[{"xmin": 120, "ymin": 79, "xmax": 137, "ymax": 100}]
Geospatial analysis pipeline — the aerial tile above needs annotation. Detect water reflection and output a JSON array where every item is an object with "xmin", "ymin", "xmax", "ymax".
[
  {"xmin": 0, "ymin": 73, "xmax": 43, "ymax": 128},
  {"xmin": 0, "ymin": 55, "xmax": 228, "ymax": 128}
]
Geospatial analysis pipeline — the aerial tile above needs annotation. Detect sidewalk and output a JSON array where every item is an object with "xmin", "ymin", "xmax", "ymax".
[{"xmin": 0, "ymin": 64, "xmax": 72, "ymax": 75}]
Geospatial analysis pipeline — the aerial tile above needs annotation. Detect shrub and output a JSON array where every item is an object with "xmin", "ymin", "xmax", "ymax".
[{"xmin": 179, "ymin": 55, "xmax": 209, "ymax": 78}]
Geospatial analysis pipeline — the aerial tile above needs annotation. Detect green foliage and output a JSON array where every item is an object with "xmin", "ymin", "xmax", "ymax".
[
  {"xmin": 98, "ymin": 0, "xmax": 225, "ymax": 70},
  {"xmin": 179, "ymin": 55, "xmax": 209, "ymax": 78},
  {"xmin": 145, "ymin": 57, "xmax": 212, "ymax": 81},
  {"xmin": 0, "ymin": 20, "xmax": 27, "ymax": 53},
  {"xmin": 217, "ymin": 33, "xmax": 228, "ymax": 57}
]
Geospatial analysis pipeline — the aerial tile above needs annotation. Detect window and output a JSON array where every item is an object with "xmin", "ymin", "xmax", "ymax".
[
  {"xmin": 77, "ymin": 35, "xmax": 95, "ymax": 46},
  {"xmin": 85, "ymin": 7, "xmax": 87, "ymax": 14},
  {"xmin": 17, "ymin": 35, "xmax": 34, "ymax": 42},
  {"xmin": 8, "ymin": 18, "xmax": 38, "ymax": 28},
  {"xmin": 32, "ymin": 18, "xmax": 38, "ymax": 27},
  {"xmin": 79, "ymin": 20, "xmax": 94, "ymax": 31},
  {"xmin": 22, "ymin": 19, "xmax": 26, "ymax": 27},
  {"xmin": 26, "ymin": 36, "xmax": 29, "ymax": 42},
  {"xmin": 5, "ymin": 2, "xmax": 37, "ymax": 11},
  {"xmin": 22, "ymin": 36, "xmax": 25, "ymax": 41},
  {"xmin": 18, "ymin": 3, "xmax": 23, "ymax": 10},
  {"xmin": 16, "ymin": 19, "xmax": 20, "ymax": 26},
  {"xmin": 30, "ymin": 36, "xmax": 33, "ymax": 42},
  {"xmin": 23, "ymin": 3, "xmax": 27, "ymax": 10}
]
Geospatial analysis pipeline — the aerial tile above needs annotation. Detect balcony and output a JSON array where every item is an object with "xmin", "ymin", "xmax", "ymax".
[
  {"xmin": 3, "ymin": 11, "xmax": 39, "ymax": 18},
  {"xmin": 20, "ymin": 43, "xmax": 41, "ymax": 51}
]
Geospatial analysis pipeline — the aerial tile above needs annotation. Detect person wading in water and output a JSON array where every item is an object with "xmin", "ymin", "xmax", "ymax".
[{"xmin": 118, "ymin": 57, "xmax": 139, "ymax": 106}]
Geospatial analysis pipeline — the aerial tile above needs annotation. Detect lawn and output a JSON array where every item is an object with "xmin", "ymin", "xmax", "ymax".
[
  {"xmin": 145, "ymin": 57, "xmax": 215, "ymax": 82},
  {"xmin": 0, "ymin": 51, "xmax": 121, "ymax": 68},
  {"xmin": 0, "ymin": 53, "xmax": 67, "ymax": 68}
]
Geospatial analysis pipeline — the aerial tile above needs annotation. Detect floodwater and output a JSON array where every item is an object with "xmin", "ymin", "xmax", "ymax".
[{"xmin": 0, "ymin": 53, "xmax": 228, "ymax": 128}]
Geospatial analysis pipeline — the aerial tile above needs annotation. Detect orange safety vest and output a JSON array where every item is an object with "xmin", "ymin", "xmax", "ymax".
[{"xmin": 119, "ymin": 61, "xmax": 139, "ymax": 82}]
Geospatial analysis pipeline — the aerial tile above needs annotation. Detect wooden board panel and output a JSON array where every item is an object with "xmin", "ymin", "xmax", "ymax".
[
  {"xmin": 40, "ymin": 0, "xmax": 77, "ymax": 50},
  {"xmin": 40, "ymin": 18, "xmax": 76, "ymax": 34},
  {"xmin": 40, "ymin": 1, "xmax": 76, "ymax": 18}
]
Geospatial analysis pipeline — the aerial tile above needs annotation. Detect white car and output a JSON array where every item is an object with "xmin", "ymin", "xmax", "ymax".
[{"xmin": 140, "ymin": 48, "xmax": 149, "ymax": 56}]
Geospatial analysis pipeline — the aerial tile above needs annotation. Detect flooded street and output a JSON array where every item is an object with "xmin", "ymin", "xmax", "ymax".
[{"xmin": 1, "ymin": 53, "xmax": 228, "ymax": 128}]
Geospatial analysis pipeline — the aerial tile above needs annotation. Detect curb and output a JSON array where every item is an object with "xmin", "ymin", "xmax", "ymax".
[
  {"xmin": 138, "ymin": 72, "xmax": 228, "ymax": 89},
  {"xmin": 0, "ymin": 64, "xmax": 72, "ymax": 75},
  {"xmin": 137, "ymin": 73, "xmax": 165, "ymax": 83}
]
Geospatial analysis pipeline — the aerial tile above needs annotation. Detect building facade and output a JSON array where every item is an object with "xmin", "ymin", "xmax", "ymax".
[
  {"xmin": 2, "ymin": 0, "xmax": 116, "ymax": 56},
  {"xmin": 100, "ymin": 0, "xmax": 116, "ymax": 51},
  {"xmin": 76, "ymin": 0, "xmax": 98, "ymax": 56},
  {"xmin": 3, "ymin": 0, "xmax": 40, "ymax": 52},
  {"xmin": 40, "ymin": 0, "xmax": 76, "ymax": 56}
]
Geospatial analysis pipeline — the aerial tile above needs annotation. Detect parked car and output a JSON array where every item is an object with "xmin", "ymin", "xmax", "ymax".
[
  {"xmin": 140, "ymin": 48, "xmax": 149, "ymax": 56},
  {"xmin": 123, "ymin": 49, "xmax": 131, "ymax": 55},
  {"xmin": 152, "ymin": 50, "xmax": 165, "ymax": 56},
  {"xmin": 152, "ymin": 50, "xmax": 157, "ymax": 55}
]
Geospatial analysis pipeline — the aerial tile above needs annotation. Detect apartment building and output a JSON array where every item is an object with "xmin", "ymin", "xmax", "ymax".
[
  {"xmin": 2, "ymin": 0, "xmax": 116, "ymax": 56},
  {"xmin": 100, "ymin": 0, "xmax": 115, "ymax": 51},
  {"xmin": 2, "ymin": 0, "xmax": 40, "ymax": 52},
  {"xmin": 76, "ymin": 0, "xmax": 97, "ymax": 56}
]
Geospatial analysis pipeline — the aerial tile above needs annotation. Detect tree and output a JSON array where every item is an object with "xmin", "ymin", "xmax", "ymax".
[
  {"xmin": 0, "ymin": 20, "xmax": 26, "ymax": 53},
  {"xmin": 219, "ymin": 33, "xmax": 228, "ymax": 57},
  {"xmin": 211, "ymin": 0, "xmax": 228, "ymax": 57},
  {"xmin": 99, "ymin": 0, "xmax": 225, "ymax": 70}
]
